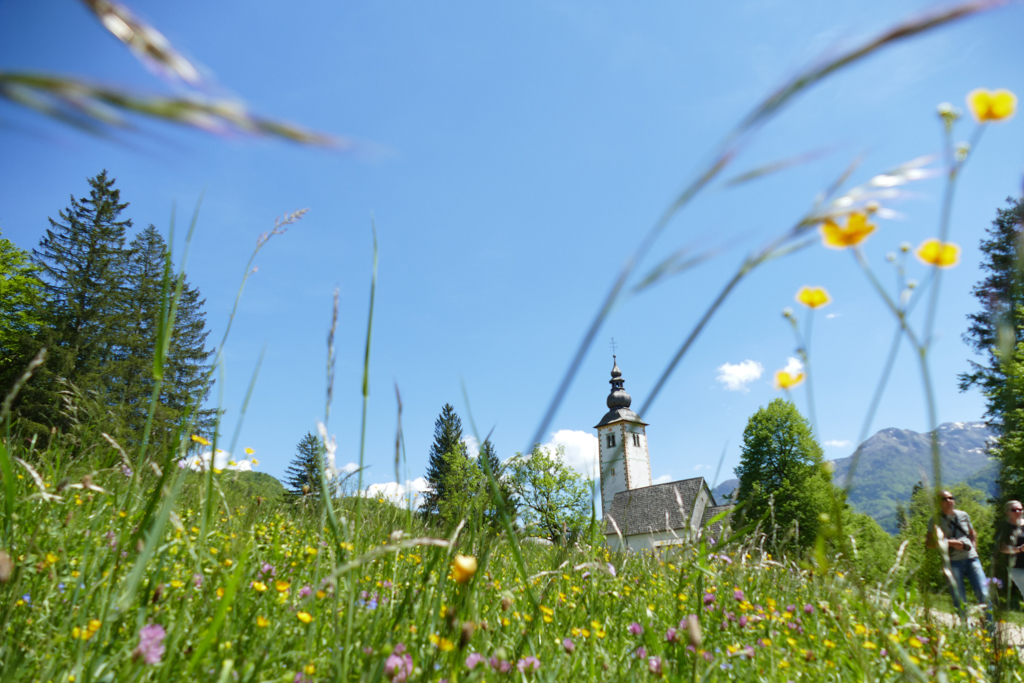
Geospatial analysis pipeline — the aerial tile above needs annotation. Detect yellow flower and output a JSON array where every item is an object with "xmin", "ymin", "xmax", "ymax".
[
  {"xmin": 252, "ymin": 581, "xmax": 268, "ymax": 592},
  {"xmin": 245, "ymin": 448, "xmax": 255, "ymax": 455},
  {"xmin": 820, "ymin": 212, "xmax": 876, "ymax": 249},
  {"xmin": 297, "ymin": 611, "xmax": 313, "ymax": 624},
  {"xmin": 796, "ymin": 286, "xmax": 831, "ymax": 309},
  {"xmin": 46, "ymin": 552, "xmax": 58, "ymax": 565},
  {"xmin": 216, "ymin": 587, "xmax": 225, "ymax": 598},
  {"xmin": 774, "ymin": 370, "xmax": 805, "ymax": 390},
  {"xmin": 170, "ymin": 580, "xmax": 184, "ymax": 589},
  {"xmin": 863, "ymin": 641, "xmax": 877, "ymax": 650},
  {"xmin": 251, "ymin": 459, "xmax": 260, "ymax": 466},
  {"xmin": 452, "ymin": 554, "xmax": 477, "ymax": 584},
  {"xmin": 304, "ymin": 664, "xmax": 316, "ymax": 675},
  {"xmin": 191, "ymin": 435, "xmax": 210, "ymax": 446},
  {"xmin": 908, "ymin": 637, "xmax": 923, "ymax": 649},
  {"xmin": 967, "ymin": 89, "xmax": 1017, "ymax": 122},
  {"xmin": 915, "ymin": 239, "xmax": 960, "ymax": 268},
  {"xmin": 316, "ymin": 590, "xmax": 326, "ymax": 599},
  {"xmin": 275, "ymin": 580, "xmax": 290, "ymax": 593},
  {"xmin": 256, "ymin": 616, "xmax": 269, "ymax": 628}
]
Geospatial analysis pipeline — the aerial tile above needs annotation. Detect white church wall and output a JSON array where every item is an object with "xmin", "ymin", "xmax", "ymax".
[
  {"xmin": 623, "ymin": 425, "xmax": 651, "ymax": 491},
  {"xmin": 598, "ymin": 427, "xmax": 627, "ymax": 512},
  {"xmin": 605, "ymin": 529, "xmax": 694, "ymax": 553}
]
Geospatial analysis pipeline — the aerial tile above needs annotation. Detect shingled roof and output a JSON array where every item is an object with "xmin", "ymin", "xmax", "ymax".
[
  {"xmin": 700, "ymin": 504, "xmax": 732, "ymax": 539},
  {"xmin": 604, "ymin": 477, "xmax": 708, "ymax": 535}
]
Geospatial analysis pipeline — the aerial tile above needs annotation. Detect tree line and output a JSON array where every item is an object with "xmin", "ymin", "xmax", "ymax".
[
  {"xmin": 0, "ymin": 171, "xmax": 215, "ymax": 452},
  {"xmin": 280, "ymin": 403, "xmax": 593, "ymax": 543}
]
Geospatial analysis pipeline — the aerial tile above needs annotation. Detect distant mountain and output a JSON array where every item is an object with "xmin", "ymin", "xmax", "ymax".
[
  {"xmin": 709, "ymin": 422, "xmax": 998, "ymax": 534},
  {"xmin": 831, "ymin": 422, "xmax": 997, "ymax": 532},
  {"xmin": 712, "ymin": 479, "xmax": 738, "ymax": 503}
]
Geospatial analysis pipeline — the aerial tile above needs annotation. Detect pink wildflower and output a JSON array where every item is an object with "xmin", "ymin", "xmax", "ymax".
[{"xmin": 133, "ymin": 623, "xmax": 166, "ymax": 664}]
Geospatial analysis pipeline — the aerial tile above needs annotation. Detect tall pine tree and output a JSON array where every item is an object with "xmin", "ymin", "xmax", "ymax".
[
  {"xmin": 110, "ymin": 224, "xmax": 215, "ymax": 447},
  {"xmin": 19, "ymin": 171, "xmax": 132, "ymax": 433},
  {"xmin": 283, "ymin": 432, "xmax": 328, "ymax": 498},
  {"xmin": 960, "ymin": 197, "xmax": 1024, "ymax": 424},
  {"xmin": 960, "ymin": 198, "xmax": 1024, "ymax": 504},
  {"xmin": 422, "ymin": 404, "xmax": 465, "ymax": 517}
]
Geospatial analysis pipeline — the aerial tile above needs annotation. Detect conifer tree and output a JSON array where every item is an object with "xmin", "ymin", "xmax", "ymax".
[
  {"xmin": 960, "ymin": 197, "xmax": 1024, "ymax": 425},
  {"xmin": 960, "ymin": 198, "xmax": 1024, "ymax": 504},
  {"xmin": 284, "ymin": 432, "xmax": 328, "ymax": 498},
  {"xmin": 19, "ymin": 171, "xmax": 132, "ymax": 432},
  {"xmin": 422, "ymin": 404, "xmax": 465, "ymax": 517},
  {"xmin": 112, "ymin": 224, "xmax": 215, "ymax": 446}
]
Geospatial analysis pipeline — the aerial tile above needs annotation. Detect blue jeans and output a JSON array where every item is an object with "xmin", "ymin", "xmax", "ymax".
[{"xmin": 949, "ymin": 557, "xmax": 989, "ymax": 614}]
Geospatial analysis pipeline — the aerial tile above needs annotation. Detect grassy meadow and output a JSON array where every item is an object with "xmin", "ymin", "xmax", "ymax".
[{"xmin": 0, "ymin": 435, "xmax": 1019, "ymax": 683}]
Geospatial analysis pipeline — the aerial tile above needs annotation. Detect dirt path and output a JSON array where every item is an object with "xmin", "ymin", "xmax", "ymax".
[{"xmin": 922, "ymin": 607, "xmax": 1024, "ymax": 646}]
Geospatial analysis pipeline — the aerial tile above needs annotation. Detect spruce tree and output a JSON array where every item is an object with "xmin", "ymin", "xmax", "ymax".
[
  {"xmin": 20, "ymin": 171, "xmax": 132, "ymax": 432},
  {"xmin": 112, "ymin": 224, "xmax": 215, "ymax": 447},
  {"xmin": 422, "ymin": 404, "xmax": 465, "ymax": 517},
  {"xmin": 284, "ymin": 432, "xmax": 328, "ymax": 497},
  {"xmin": 960, "ymin": 197, "xmax": 1024, "ymax": 428}
]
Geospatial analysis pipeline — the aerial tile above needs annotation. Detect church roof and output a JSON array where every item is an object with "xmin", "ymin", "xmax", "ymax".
[
  {"xmin": 701, "ymin": 505, "xmax": 732, "ymax": 538},
  {"xmin": 604, "ymin": 477, "xmax": 711, "ymax": 535}
]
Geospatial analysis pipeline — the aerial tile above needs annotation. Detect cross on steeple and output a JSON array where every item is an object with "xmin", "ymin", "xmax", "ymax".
[{"xmin": 610, "ymin": 337, "xmax": 618, "ymax": 357}]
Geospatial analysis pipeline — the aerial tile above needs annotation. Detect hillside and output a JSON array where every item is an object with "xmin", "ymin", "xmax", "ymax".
[{"xmin": 710, "ymin": 422, "xmax": 998, "ymax": 533}]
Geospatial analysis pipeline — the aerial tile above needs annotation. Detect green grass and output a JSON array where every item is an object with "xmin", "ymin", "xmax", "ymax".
[{"xmin": 0, "ymin": 447, "xmax": 1021, "ymax": 683}]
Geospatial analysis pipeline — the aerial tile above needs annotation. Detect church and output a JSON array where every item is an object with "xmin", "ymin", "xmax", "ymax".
[{"xmin": 596, "ymin": 357, "xmax": 731, "ymax": 551}]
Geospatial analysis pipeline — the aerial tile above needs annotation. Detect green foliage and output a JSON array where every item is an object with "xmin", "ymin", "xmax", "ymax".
[
  {"xmin": 842, "ymin": 509, "xmax": 897, "ymax": 585},
  {"xmin": 421, "ymin": 404, "xmax": 466, "ymax": 518},
  {"xmin": 282, "ymin": 432, "xmax": 329, "ymax": 498},
  {"xmin": 896, "ymin": 482, "xmax": 994, "ymax": 592},
  {"xmin": 108, "ymin": 224, "xmax": 215, "ymax": 447},
  {"xmin": 960, "ymin": 196, "xmax": 1024, "ymax": 414},
  {"xmin": 0, "ymin": 427, "xmax": 1013, "ymax": 683},
  {"xmin": 3, "ymin": 172, "xmax": 214, "ymax": 451},
  {"xmin": 734, "ymin": 398, "xmax": 837, "ymax": 548},
  {"xmin": 0, "ymin": 229, "xmax": 43, "ymax": 379},
  {"xmin": 435, "ymin": 442, "xmax": 486, "ymax": 530},
  {"xmin": 506, "ymin": 444, "xmax": 590, "ymax": 543},
  {"xmin": 960, "ymin": 197, "xmax": 1024, "ymax": 508}
]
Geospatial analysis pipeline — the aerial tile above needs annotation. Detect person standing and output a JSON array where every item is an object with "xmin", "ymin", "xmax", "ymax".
[
  {"xmin": 925, "ymin": 490, "xmax": 989, "ymax": 618},
  {"xmin": 994, "ymin": 500, "xmax": 1024, "ymax": 608}
]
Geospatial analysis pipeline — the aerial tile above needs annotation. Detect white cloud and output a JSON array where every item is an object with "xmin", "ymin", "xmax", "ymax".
[
  {"xmin": 824, "ymin": 440, "xmax": 852, "ymax": 448},
  {"xmin": 693, "ymin": 463, "xmax": 708, "ymax": 471},
  {"xmin": 825, "ymin": 313, "xmax": 840, "ymax": 319},
  {"xmin": 716, "ymin": 360, "xmax": 763, "ymax": 392},
  {"xmin": 363, "ymin": 477, "xmax": 430, "ymax": 507},
  {"xmin": 338, "ymin": 462, "xmax": 360, "ymax": 474},
  {"xmin": 463, "ymin": 435, "xmax": 480, "ymax": 459},
  {"xmin": 179, "ymin": 450, "xmax": 255, "ymax": 472},
  {"xmin": 541, "ymin": 429, "xmax": 599, "ymax": 478},
  {"xmin": 653, "ymin": 474, "xmax": 673, "ymax": 484},
  {"xmin": 781, "ymin": 357, "xmax": 804, "ymax": 376}
]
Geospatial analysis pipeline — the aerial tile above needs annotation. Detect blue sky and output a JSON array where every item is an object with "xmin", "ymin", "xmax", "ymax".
[{"xmin": 2, "ymin": 0, "xmax": 1022, "ymax": 506}]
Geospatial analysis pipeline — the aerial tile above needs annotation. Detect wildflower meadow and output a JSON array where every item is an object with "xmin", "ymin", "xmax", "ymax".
[{"xmin": 3, "ymin": 2, "xmax": 1024, "ymax": 683}]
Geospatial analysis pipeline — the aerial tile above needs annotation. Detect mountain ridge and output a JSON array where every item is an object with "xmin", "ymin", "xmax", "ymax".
[{"xmin": 710, "ymin": 421, "xmax": 998, "ymax": 533}]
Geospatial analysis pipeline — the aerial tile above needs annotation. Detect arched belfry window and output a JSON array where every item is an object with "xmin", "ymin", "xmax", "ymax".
[
  {"xmin": 632, "ymin": 433, "xmax": 640, "ymax": 447},
  {"xmin": 607, "ymin": 433, "xmax": 615, "ymax": 447}
]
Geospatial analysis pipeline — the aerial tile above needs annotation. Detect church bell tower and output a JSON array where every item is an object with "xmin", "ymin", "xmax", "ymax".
[{"xmin": 595, "ymin": 357, "xmax": 652, "ymax": 515}]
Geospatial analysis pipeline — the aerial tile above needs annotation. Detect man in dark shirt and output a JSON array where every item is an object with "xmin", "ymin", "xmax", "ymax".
[
  {"xmin": 925, "ymin": 490, "xmax": 989, "ymax": 618},
  {"xmin": 994, "ymin": 499, "xmax": 1024, "ymax": 608}
]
